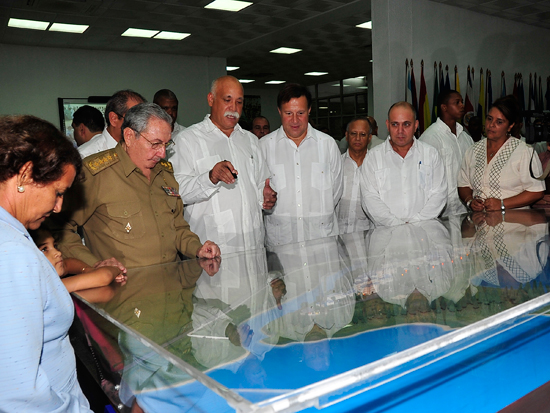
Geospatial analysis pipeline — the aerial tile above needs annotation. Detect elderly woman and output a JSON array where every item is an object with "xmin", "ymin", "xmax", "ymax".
[
  {"xmin": 0, "ymin": 116, "xmax": 92, "ymax": 411},
  {"xmin": 458, "ymin": 96, "xmax": 545, "ymax": 212}
]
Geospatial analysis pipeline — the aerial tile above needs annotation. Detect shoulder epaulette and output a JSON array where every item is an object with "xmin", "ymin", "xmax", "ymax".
[
  {"xmin": 159, "ymin": 160, "xmax": 174, "ymax": 173},
  {"xmin": 85, "ymin": 150, "xmax": 119, "ymax": 175}
]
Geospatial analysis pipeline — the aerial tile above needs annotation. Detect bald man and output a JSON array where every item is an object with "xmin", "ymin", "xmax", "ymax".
[{"xmin": 169, "ymin": 76, "xmax": 276, "ymax": 253}]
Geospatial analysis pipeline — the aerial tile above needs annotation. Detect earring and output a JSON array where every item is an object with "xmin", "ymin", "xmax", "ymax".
[
  {"xmin": 17, "ymin": 185, "xmax": 25, "ymax": 193},
  {"xmin": 506, "ymin": 131, "xmax": 511, "ymax": 137}
]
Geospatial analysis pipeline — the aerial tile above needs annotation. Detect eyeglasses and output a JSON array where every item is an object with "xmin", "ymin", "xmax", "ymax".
[{"xmin": 132, "ymin": 129, "xmax": 174, "ymax": 150}]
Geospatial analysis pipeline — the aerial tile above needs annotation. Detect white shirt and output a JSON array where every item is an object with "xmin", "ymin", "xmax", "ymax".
[
  {"xmin": 419, "ymin": 118, "xmax": 474, "ymax": 216},
  {"xmin": 260, "ymin": 125, "xmax": 344, "ymax": 247},
  {"xmin": 78, "ymin": 127, "xmax": 117, "ymax": 158},
  {"xmin": 169, "ymin": 115, "xmax": 270, "ymax": 254},
  {"xmin": 336, "ymin": 150, "xmax": 372, "ymax": 234},
  {"xmin": 458, "ymin": 138, "xmax": 545, "ymax": 200},
  {"xmin": 360, "ymin": 138, "xmax": 447, "ymax": 227},
  {"xmin": 172, "ymin": 122, "xmax": 186, "ymax": 136}
]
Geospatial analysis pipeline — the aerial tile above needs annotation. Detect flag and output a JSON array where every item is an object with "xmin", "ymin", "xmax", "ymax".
[
  {"xmin": 405, "ymin": 59, "xmax": 410, "ymax": 102},
  {"xmin": 455, "ymin": 66, "xmax": 460, "ymax": 93},
  {"xmin": 527, "ymin": 73, "xmax": 535, "ymax": 110},
  {"xmin": 538, "ymin": 76, "xmax": 544, "ymax": 112},
  {"xmin": 534, "ymin": 73, "xmax": 538, "ymax": 110},
  {"xmin": 545, "ymin": 76, "xmax": 550, "ymax": 110},
  {"xmin": 410, "ymin": 60, "xmax": 418, "ymax": 117},
  {"xmin": 513, "ymin": 73, "xmax": 518, "ymax": 100},
  {"xmin": 432, "ymin": 61, "xmax": 439, "ymax": 123},
  {"xmin": 477, "ymin": 68, "xmax": 485, "ymax": 124},
  {"xmin": 501, "ymin": 72, "xmax": 506, "ymax": 97},
  {"xmin": 418, "ymin": 60, "xmax": 430, "ymax": 134},
  {"xmin": 445, "ymin": 65, "xmax": 450, "ymax": 91},
  {"xmin": 439, "ymin": 62, "xmax": 445, "ymax": 95},
  {"xmin": 486, "ymin": 70, "xmax": 493, "ymax": 112},
  {"xmin": 518, "ymin": 74, "xmax": 525, "ymax": 113},
  {"xmin": 464, "ymin": 66, "xmax": 474, "ymax": 115}
]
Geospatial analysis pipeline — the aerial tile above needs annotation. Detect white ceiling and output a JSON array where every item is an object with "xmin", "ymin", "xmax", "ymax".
[{"xmin": 1, "ymin": 0, "xmax": 549, "ymax": 86}]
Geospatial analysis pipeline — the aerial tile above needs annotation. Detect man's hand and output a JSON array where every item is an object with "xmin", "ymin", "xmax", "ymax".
[
  {"xmin": 483, "ymin": 198, "xmax": 502, "ymax": 211},
  {"xmin": 470, "ymin": 198, "xmax": 485, "ymax": 212},
  {"xmin": 263, "ymin": 178, "xmax": 277, "ymax": 210},
  {"xmin": 209, "ymin": 161, "xmax": 237, "ymax": 185},
  {"xmin": 199, "ymin": 257, "xmax": 221, "ymax": 276},
  {"xmin": 196, "ymin": 240, "xmax": 221, "ymax": 258},
  {"xmin": 94, "ymin": 257, "xmax": 127, "ymax": 274}
]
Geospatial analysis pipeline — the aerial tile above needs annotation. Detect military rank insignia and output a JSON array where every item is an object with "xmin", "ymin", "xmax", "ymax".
[{"xmin": 162, "ymin": 186, "xmax": 180, "ymax": 197}]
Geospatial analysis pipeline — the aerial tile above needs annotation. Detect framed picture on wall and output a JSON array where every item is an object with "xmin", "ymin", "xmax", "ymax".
[{"xmin": 57, "ymin": 96, "xmax": 110, "ymax": 142}]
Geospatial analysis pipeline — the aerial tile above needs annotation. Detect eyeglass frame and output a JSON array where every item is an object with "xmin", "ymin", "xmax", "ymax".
[{"xmin": 131, "ymin": 128, "xmax": 175, "ymax": 150}]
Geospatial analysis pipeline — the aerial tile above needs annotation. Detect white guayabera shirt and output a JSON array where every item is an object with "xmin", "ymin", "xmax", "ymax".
[
  {"xmin": 360, "ymin": 138, "xmax": 447, "ymax": 227},
  {"xmin": 260, "ymin": 124, "xmax": 344, "ymax": 247}
]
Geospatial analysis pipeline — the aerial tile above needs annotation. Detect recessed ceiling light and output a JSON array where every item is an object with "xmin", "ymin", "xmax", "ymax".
[
  {"xmin": 370, "ymin": 59, "xmax": 373, "ymax": 63},
  {"xmin": 356, "ymin": 21, "xmax": 372, "ymax": 29},
  {"xmin": 226, "ymin": 66, "xmax": 240, "ymax": 71},
  {"xmin": 305, "ymin": 72, "xmax": 328, "ymax": 76},
  {"xmin": 332, "ymin": 84, "xmax": 350, "ymax": 87},
  {"xmin": 8, "ymin": 18, "xmax": 49, "ymax": 31},
  {"xmin": 319, "ymin": 106, "xmax": 328, "ymax": 109},
  {"xmin": 357, "ymin": 86, "xmax": 368, "ymax": 89},
  {"xmin": 49, "ymin": 23, "xmax": 89, "ymax": 33},
  {"xmin": 205, "ymin": 0, "xmax": 252, "ymax": 12},
  {"xmin": 265, "ymin": 80, "xmax": 285, "ymax": 85},
  {"xmin": 354, "ymin": 76, "xmax": 365, "ymax": 79},
  {"xmin": 239, "ymin": 79, "xmax": 255, "ymax": 83},
  {"xmin": 121, "ymin": 28, "xmax": 159, "ymax": 38},
  {"xmin": 270, "ymin": 47, "xmax": 302, "ymax": 54},
  {"xmin": 154, "ymin": 31, "xmax": 190, "ymax": 40}
]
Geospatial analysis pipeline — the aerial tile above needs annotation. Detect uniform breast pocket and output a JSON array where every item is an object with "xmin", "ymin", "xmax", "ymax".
[
  {"xmin": 196, "ymin": 155, "xmax": 222, "ymax": 175},
  {"xmin": 374, "ymin": 168, "xmax": 391, "ymax": 192},
  {"xmin": 165, "ymin": 196, "xmax": 179, "ymax": 230},
  {"xmin": 418, "ymin": 163, "xmax": 433, "ymax": 189},
  {"xmin": 106, "ymin": 201, "xmax": 146, "ymax": 239},
  {"xmin": 270, "ymin": 164, "xmax": 286, "ymax": 192},
  {"xmin": 311, "ymin": 162, "xmax": 331, "ymax": 190}
]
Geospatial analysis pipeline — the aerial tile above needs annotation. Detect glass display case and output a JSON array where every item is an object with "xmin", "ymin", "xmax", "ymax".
[{"xmin": 71, "ymin": 210, "xmax": 550, "ymax": 412}]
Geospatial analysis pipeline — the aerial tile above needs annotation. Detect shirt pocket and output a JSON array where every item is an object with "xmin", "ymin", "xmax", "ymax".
[
  {"xmin": 196, "ymin": 155, "xmax": 222, "ymax": 175},
  {"xmin": 106, "ymin": 201, "xmax": 146, "ymax": 239},
  {"xmin": 165, "ymin": 196, "xmax": 178, "ymax": 230},
  {"xmin": 418, "ymin": 163, "xmax": 433, "ymax": 190},
  {"xmin": 374, "ymin": 168, "xmax": 391, "ymax": 192},
  {"xmin": 311, "ymin": 162, "xmax": 331, "ymax": 190},
  {"xmin": 270, "ymin": 164, "xmax": 286, "ymax": 192}
]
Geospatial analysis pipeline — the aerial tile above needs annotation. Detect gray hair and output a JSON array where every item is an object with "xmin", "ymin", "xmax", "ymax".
[
  {"xmin": 346, "ymin": 117, "xmax": 372, "ymax": 134},
  {"xmin": 122, "ymin": 103, "xmax": 172, "ymax": 137}
]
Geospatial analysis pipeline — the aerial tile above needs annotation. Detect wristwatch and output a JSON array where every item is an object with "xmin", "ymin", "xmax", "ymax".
[
  {"xmin": 501, "ymin": 199, "xmax": 506, "ymax": 214},
  {"xmin": 466, "ymin": 199, "xmax": 473, "ymax": 209}
]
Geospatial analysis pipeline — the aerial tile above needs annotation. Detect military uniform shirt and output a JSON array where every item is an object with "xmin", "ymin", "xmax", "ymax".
[{"xmin": 57, "ymin": 143, "xmax": 203, "ymax": 268}]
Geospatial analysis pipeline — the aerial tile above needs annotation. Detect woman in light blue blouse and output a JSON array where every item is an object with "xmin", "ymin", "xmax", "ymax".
[{"xmin": 0, "ymin": 115, "xmax": 92, "ymax": 412}]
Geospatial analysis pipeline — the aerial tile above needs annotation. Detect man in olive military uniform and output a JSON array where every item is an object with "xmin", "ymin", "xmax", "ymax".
[{"xmin": 55, "ymin": 103, "xmax": 220, "ymax": 269}]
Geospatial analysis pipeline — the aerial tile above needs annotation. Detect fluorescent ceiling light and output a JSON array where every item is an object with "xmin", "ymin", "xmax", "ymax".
[
  {"xmin": 319, "ymin": 106, "xmax": 328, "ymax": 109},
  {"xmin": 265, "ymin": 80, "xmax": 285, "ymax": 85},
  {"xmin": 357, "ymin": 86, "xmax": 368, "ymax": 89},
  {"xmin": 354, "ymin": 76, "xmax": 365, "ymax": 79},
  {"xmin": 270, "ymin": 47, "xmax": 301, "ymax": 54},
  {"xmin": 8, "ymin": 18, "xmax": 49, "ymax": 31},
  {"xmin": 205, "ymin": 0, "xmax": 252, "ymax": 12},
  {"xmin": 370, "ymin": 59, "xmax": 373, "ymax": 63},
  {"xmin": 239, "ymin": 79, "xmax": 255, "ymax": 83},
  {"xmin": 154, "ymin": 31, "xmax": 190, "ymax": 40},
  {"xmin": 226, "ymin": 66, "xmax": 240, "ymax": 71},
  {"xmin": 305, "ymin": 72, "xmax": 328, "ymax": 76},
  {"xmin": 332, "ymin": 84, "xmax": 350, "ymax": 87},
  {"xmin": 121, "ymin": 28, "xmax": 159, "ymax": 38},
  {"xmin": 356, "ymin": 21, "xmax": 372, "ymax": 29},
  {"xmin": 49, "ymin": 23, "xmax": 89, "ymax": 33}
]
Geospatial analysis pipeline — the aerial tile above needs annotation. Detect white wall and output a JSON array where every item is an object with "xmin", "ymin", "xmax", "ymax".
[
  {"xmin": 372, "ymin": 0, "xmax": 550, "ymax": 137},
  {"xmin": 0, "ymin": 44, "xmax": 226, "ymax": 128}
]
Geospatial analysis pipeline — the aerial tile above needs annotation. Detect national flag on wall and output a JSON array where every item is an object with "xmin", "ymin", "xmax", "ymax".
[
  {"xmin": 527, "ymin": 73, "xmax": 535, "ymax": 110},
  {"xmin": 432, "ymin": 61, "xmax": 439, "ymax": 123},
  {"xmin": 439, "ymin": 62, "xmax": 445, "ymax": 95},
  {"xmin": 445, "ymin": 65, "xmax": 450, "ymax": 91},
  {"xmin": 455, "ymin": 65, "xmax": 460, "ymax": 93},
  {"xmin": 410, "ymin": 60, "xmax": 418, "ymax": 117},
  {"xmin": 534, "ymin": 73, "xmax": 539, "ymax": 110},
  {"xmin": 545, "ymin": 76, "xmax": 550, "ymax": 110},
  {"xmin": 501, "ymin": 71, "xmax": 506, "ymax": 97},
  {"xmin": 518, "ymin": 74, "xmax": 525, "ymax": 113},
  {"xmin": 486, "ymin": 70, "xmax": 493, "ymax": 113},
  {"xmin": 513, "ymin": 73, "xmax": 518, "ymax": 101},
  {"xmin": 418, "ymin": 60, "xmax": 430, "ymax": 134},
  {"xmin": 405, "ymin": 59, "xmax": 410, "ymax": 102},
  {"xmin": 464, "ymin": 66, "xmax": 474, "ymax": 115},
  {"xmin": 538, "ymin": 76, "xmax": 544, "ymax": 111},
  {"xmin": 477, "ymin": 68, "xmax": 486, "ymax": 124}
]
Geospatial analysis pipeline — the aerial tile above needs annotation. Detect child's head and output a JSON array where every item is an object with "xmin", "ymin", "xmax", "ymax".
[{"xmin": 29, "ymin": 228, "xmax": 65, "ymax": 276}]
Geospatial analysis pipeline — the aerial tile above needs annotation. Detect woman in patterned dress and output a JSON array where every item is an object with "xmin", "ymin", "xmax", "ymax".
[{"xmin": 458, "ymin": 96, "xmax": 545, "ymax": 212}]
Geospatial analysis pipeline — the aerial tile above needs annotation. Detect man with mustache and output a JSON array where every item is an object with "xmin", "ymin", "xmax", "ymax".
[
  {"xmin": 420, "ymin": 89, "xmax": 473, "ymax": 216},
  {"xmin": 56, "ymin": 103, "xmax": 220, "ymax": 268},
  {"xmin": 169, "ymin": 76, "xmax": 276, "ymax": 253},
  {"xmin": 360, "ymin": 101, "xmax": 447, "ymax": 227}
]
